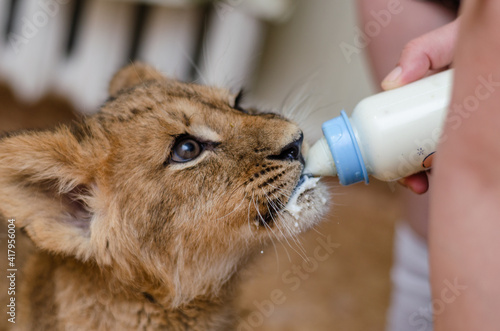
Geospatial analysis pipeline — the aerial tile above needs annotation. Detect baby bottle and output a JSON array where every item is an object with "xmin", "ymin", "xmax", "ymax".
[{"xmin": 304, "ymin": 69, "xmax": 453, "ymax": 185}]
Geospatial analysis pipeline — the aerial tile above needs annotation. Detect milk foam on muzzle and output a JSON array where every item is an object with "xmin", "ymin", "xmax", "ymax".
[
  {"xmin": 304, "ymin": 69, "xmax": 453, "ymax": 186},
  {"xmin": 284, "ymin": 176, "xmax": 321, "ymax": 220}
]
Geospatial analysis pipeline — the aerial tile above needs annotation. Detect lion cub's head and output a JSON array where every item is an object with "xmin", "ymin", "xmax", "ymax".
[{"xmin": 0, "ymin": 63, "xmax": 328, "ymax": 307}]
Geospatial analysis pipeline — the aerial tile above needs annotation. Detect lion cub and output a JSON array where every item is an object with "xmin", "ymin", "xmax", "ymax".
[{"xmin": 0, "ymin": 63, "xmax": 328, "ymax": 330}]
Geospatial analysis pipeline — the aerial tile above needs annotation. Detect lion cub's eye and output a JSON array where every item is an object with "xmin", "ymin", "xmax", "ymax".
[{"xmin": 171, "ymin": 137, "xmax": 203, "ymax": 163}]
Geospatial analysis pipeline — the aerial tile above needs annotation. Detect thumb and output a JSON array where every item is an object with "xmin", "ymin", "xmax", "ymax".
[{"xmin": 381, "ymin": 18, "xmax": 460, "ymax": 90}]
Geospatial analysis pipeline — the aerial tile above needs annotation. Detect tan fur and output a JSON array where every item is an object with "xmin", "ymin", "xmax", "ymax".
[{"xmin": 0, "ymin": 63, "xmax": 328, "ymax": 330}]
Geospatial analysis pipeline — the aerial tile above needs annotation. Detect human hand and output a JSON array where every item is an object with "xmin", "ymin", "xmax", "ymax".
[{"xmin": 381, "ymin": 18, "xmax": 460, "ymax": 194}]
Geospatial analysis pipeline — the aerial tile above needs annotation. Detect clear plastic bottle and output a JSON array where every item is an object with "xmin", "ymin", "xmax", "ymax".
[{"xmin": 304, "ymin": 69, "xmax": 453, "ymax": 185}]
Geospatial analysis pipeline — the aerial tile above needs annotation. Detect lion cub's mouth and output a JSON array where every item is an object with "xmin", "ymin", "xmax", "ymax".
[
  {"xmin": 284, "ymin": 174, "xmax": 321, "ymax": 220},
  {"xmin": 260, "ymin": 173, "xmax": 325, "ymax": 226},
  {"xmin": 259, "ymin": 174, "xmax": 309, "ymax": 225},
  {"xmin": 261, "ymin": 174, "xmax": 321, "ymax": 225}
]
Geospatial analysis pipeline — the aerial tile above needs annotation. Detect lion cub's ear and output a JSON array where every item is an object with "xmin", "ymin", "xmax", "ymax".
[
  {"xmin": 0, "ymin": 127, "xmax": 99, "ymax": 260},
  {"xmin": 108, "ymin": 62, "xmax": 165, "ymax": 97}
]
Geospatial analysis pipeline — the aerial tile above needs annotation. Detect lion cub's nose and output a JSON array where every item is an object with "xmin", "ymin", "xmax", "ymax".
[{"xmin": 268, "ymin": 132, "xmax": 304, "ymax": 164}]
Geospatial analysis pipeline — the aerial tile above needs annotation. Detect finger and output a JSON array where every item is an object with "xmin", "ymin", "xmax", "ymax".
[
  {"xmin": 398, "ymin": 172, "xmax": 430, "ymax": 194},
  {"xmin": 382, "ymin": 18, "xmax": 460, "ymax": 90}
]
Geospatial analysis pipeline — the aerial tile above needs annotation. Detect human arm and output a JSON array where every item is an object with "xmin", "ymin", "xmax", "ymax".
[{"xmin": 429, "ymin": 0, "xmax": 500, "ymax": 329}]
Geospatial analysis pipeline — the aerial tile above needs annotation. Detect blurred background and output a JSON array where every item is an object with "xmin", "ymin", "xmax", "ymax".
[
  {"xmin": 0, "ymin": 0, "xmax": 373, "ymax": 122},
  {"xmin": 0, "ymin": 1, "xmax": 403, "ymax": 330}
]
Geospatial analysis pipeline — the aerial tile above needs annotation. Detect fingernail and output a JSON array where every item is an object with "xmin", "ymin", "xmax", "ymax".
[{"xmin": 381, "ymin": 66, "xmax": 402, "ymax": 90}]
